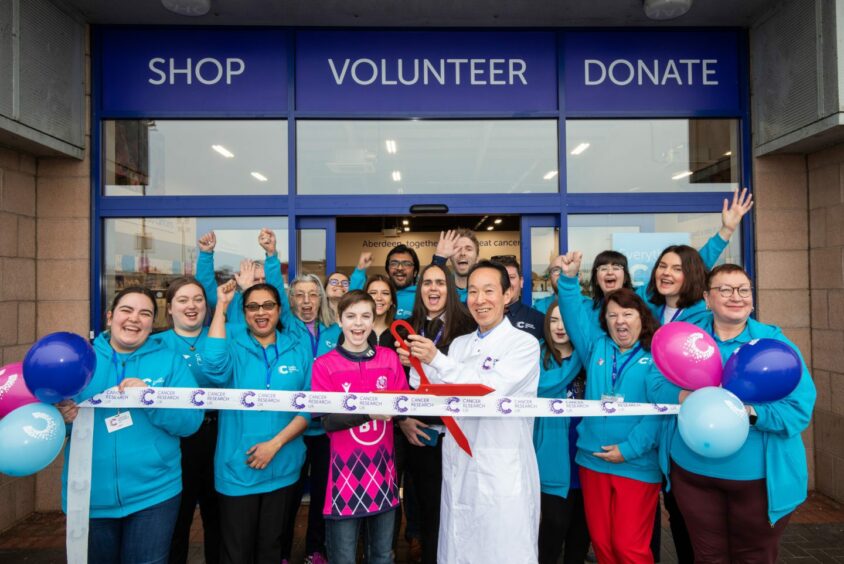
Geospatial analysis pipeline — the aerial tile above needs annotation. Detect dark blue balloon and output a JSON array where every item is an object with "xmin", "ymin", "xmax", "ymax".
[
  {"xmin": 722, "ymin": 338, "xmax": 801, "ymax": 403},
  {"xmin": 22, "ymin": 332, "xmax": 96, "ymax": 403}
]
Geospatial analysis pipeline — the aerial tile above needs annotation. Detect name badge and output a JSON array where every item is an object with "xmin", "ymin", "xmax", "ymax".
[
  {"xmin": 105, "ymin": 411, "xmax": 133, "ymax": 433},
  {"xmin": 601, "ymin": 394, "xmax": 624, "ymax": 404}
]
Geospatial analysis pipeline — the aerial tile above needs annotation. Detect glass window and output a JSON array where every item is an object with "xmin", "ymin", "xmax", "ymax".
[
  {"xmin": 568, "ymin": 213, "xmax": 742, "ymax": 288},
  {"xmin": 297, "ymin": 120, "xmax": 558, "ymax": 195},
  {"xmin": 103, "ymin": 217, "xmax": 288, "ymax": 329},
  {"xmin": 529, "ymin": 226, "xmax": 559, "ymax": 304},
  {"xmin": 298, "ymin": 229, "xmax": 327, "ymax": 282},
  {"xmin": 566, "ymin": 119, "xmax": 739, "ymax": 193},
  {"xmin": 104, "ymin": 120, "xmax": 288, "ymax": 196}
]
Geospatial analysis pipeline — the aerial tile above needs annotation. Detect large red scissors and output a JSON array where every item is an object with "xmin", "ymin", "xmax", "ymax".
[{"xmin": 386, "ymin": 319, "xmax": 493, "ymax": 457}]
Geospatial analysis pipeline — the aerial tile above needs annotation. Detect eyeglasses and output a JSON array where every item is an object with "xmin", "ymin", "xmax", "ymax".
[
  {"xmin": 597, "ymin": 265, "xmax": 624, "ymax": 274},
  {"xmin": 710, "ymin": 285, "xmax": 752, "ymax": 299},
  {"xmin": 245, "ymin": 301, "xmax": 278, "ymax": 312},
  {"xmin": 388, "ymin": 260, "xmax": 415, "ymax": 269},
  {"xmin": 294, "ymin": 292, "xmax": 320, "ymax": 301},
  {"xmin": 328, "ymin": 279, "xmax": 350, "ymax": 287}
]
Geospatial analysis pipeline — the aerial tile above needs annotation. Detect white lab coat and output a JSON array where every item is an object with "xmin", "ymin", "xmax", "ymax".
[{"xmin": 422, "ymin": 318, "xmax": 541, "ymax": 564}]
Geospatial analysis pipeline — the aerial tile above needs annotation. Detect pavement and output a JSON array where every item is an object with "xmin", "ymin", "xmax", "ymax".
[{"xmin": 1, "ymin": 492, "xmax": 843, "ymax": 563}]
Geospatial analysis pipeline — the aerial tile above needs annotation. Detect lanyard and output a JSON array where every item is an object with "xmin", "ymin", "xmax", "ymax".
[
  {"xmin": 111, "ymin": 351, "xmax": 129, "ymax": 385},
  {"xmin": 420, "ymin": 324, "xmax": 444, "ymax": 346},
  {"xmin": 306, "ymin": 324, "xmax": 320, "ymax": 358},
  {"xmin": 611, "ymin": 344, "xmax": 642, "ymax": 392},
  {"xmin": 260, "ymin": 343, "xmax": 279, "ymax": 390},
  {"xmin": 660, "ymin": 306, "xmax": 683, "ymax": 324}
]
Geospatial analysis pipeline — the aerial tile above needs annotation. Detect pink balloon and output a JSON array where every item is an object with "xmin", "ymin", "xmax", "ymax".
[
  {"xmin": 0, "ymin": 363, "xmax": 39, "ymax": 419},
  {"xmin": 651, "ymin": 322, "xmax": 723, "ymax": 390}
]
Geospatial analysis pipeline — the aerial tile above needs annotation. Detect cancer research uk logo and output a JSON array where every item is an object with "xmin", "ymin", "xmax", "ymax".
[
  {"xmin": 482, "ymin": 356, "xmax": 499, "ymax": 370},
  {"xmin": 140, "ymin": 388, "xmax": 156, "ymax": 406},
  {"xmin": 342, "ymin": 393, "xmax": 358, "ymax": 412},
  {"xmin": 190, "ymin": 389, "xmax": 206, "ymax": 407},
  {"xmin": 240, "ymin": 391, "xmax": 256, "ymax": 408},
  {"xmin": 652, "ymin": 403, "xmax": 669, "ymax": 413},
  {"xmin": 549, "ymin": 399, "xmax": 565, "ymax": 415},
  {"xmin": 291, "ymin": 392, "xmax": 307, "ymax": 410},
  {"xmin": 87, "ymin": 396, "xmax": 103, "ymax": 405},
  {"xmin": 497, "ymin": 398, "xmax": 513, "ymax": 415},
  {"xmin": 446, "ymin": 397, "xmax": 461, "ymax": 414},
  {"xmin": 393, "ymin": 395, "xmax": 409, "ymax": 414}
]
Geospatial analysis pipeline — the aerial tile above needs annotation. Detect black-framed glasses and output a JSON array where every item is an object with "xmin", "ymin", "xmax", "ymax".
[
  {"xmin": 709, "ymin": 285, "xmax": 752, "ymax": 299},
  {"xmin": 245, "ymin": 301, "xmax": 278, "ymax": 312},
  {"xmin": 388, "ymin": 260, "xmax": 414, "ymax": 269},
  {"xmin": 328, "ymin": 279, "xmax": 350, "ymax": 287}
]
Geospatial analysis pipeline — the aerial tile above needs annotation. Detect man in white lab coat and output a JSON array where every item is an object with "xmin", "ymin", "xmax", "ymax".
[{"xmin": 406, "ymin": 260, "xmax": 541, "ymax": 564}]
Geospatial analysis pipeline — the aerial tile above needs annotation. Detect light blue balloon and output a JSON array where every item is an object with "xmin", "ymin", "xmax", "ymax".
[
  {"xmin": 678, "ymin": 387, "xmax": 749, "ymax": 459},
  {"xmin": 0, "ymin": 403, "xmax": 66, "ymax": 477}
]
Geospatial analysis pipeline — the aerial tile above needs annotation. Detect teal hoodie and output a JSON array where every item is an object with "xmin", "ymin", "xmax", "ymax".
[
  {"xmin": 650, "ymin": 315, "xmax": 816, "ymax": 524},
  {"xmin": 61, "ymin": 333, "xmax": 202, "ymax": 518},
  {"xmin": 532, "ymin": 346, "xmax": 583, "ymax": 498},
  {"xmin": 197, "ymin": 250, "xmax": 246, "ymax": 326},
  {"xmin": 154, "ymin": 327, "xmax": 213, "ymax": 386},
  {"xmin": 557, "ymin": 274, "xmax": 666, "ymax": 484},
  {"xmin": 637, "ymin": 232, "xmax": 729, "ymax": 326},
  {"xmin": 202, "ymin": 324, "xmax": 313, "ymax": 497}
]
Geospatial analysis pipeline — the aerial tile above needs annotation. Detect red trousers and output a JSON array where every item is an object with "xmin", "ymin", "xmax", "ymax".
[{"xmin": 579, "ymin": 467, "xmax": 660, "ymax": 564}]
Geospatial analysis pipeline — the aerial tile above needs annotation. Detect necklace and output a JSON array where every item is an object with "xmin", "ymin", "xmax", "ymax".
[{"xmin": 174, "ymin": 331, "xmax": 202, "ymax": 351}]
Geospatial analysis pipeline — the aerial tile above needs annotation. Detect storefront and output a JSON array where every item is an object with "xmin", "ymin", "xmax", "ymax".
[{"xmin": 92, "ymin": 27, "xmax": 751, "ymax": 329}]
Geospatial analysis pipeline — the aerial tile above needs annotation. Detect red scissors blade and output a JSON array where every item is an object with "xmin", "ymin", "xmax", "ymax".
[{"xmin": 390, "ymin": 320, "xmax": 484, "ymax": 457}]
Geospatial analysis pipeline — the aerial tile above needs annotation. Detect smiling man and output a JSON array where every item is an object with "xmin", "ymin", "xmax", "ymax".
[{"xmin": 405, "ymin": 260, "xmax": 541, "ymax": 564}]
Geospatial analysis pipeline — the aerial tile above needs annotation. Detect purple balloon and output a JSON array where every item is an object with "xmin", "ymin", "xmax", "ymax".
[
  {"xmin": 23, "ymin": 332, "xmax": 96, "ymax": 403},
  {"xmin": 722, "ymin": 338, "xmax": 802, "ymax": 403},
  {"xmin": 0, "ymin": 363, "xmax": 39, "ymax": 419},
  {"xmin": 652, "ymin": 322, "xmax": 723, "ymax": 390}
]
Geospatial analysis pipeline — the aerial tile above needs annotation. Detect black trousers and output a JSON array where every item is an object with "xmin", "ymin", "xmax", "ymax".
[
  {"xmin": 405, "ymin": 436, "xmax": 443, "ymax": 564},
  {"xmin": 538, "ymin": 489, "xmax": 590, "ymax": 564},
  {"xmin": 169, "ymin": 414, "xmax": 221, "ymax": 564},
  {"xmin": 664, "ymin": 487, "xmax": 694, "ymax": 563},
  {"xmin": 281, "ymin": 433, "xmax": 330, "ymax": 558},
  {"xmin": 219, "ymin": 483, "xmax": 297, "ymax": 564}
]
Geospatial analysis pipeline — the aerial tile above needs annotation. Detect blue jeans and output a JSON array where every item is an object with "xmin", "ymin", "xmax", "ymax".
[
  {"xmin": 88, "ymin": 494, "xmax": 180, "ymax": 564},
  {"xmin": 326, "ymin": 508, "xmax": 396, "ymax": 564}
]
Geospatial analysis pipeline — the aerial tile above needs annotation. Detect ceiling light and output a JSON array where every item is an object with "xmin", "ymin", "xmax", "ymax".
[
  {"xmin": 494, "ymin": 218, "xmax": 502, "ymax": 224},
  {"xmin": 385, "ymin": 140, "xmax": 397, "ymax": 154},
  {"xmin": 212, "ymin": 145, "xmax": 234, "ymax": 158},
  {"xmin": 543, "ymin": 170, "xmax": 558, "ymax": 180},
  {"xmin": 672, "ymin": 171, "xmax": 693, "ymax": 180},
  {"xmin": 570, "ymin": 142, "xmax": 591, "ymax": 156},
  {"xmin": 724, "ymin": 151, "xmax": 732, "ymax": 157},
  {"xmin": 403, "ymin": 226, "xmax": 410, "ymax": 232},
  {"xmin": 161, "ymin": 0, "xmax": 210, "ymax": 16},
  {"xmin": 251, "ymin": 172, "xmax": 268, "ymax": 182},
  {"xmin": 486, "ymin": 226, "xmax": 494, "ymax": 231},
  {"xmin": 643, "ymin": 0, "xmax": 692, "ymax": 20},
  {"xmin": 402, "ymin": 219, "xmax": 409, "ymax": 226},
  {"xmin": 392, "ymin": 171, "xmax": 402, "ymax": 182}
]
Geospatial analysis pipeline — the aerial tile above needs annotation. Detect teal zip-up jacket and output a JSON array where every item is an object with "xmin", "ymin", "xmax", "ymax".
[
  {"xmin": 350, "ymin": 267, "xmax": 417, "ymax": 319},
  {"xmin": 650, "ymin": 315, "xmax": 816, "ymax": 524},
  {"xmin": 557, "ymin": 274, "xmax": 666, "ymax": 484},
  {"xmin": 197, "ymin": 250, "xmax": 245, "ymax": 326},
  {"xmin": 637, "ymin": 232, "xmax": 729, "ymax": 326},
  {"xmin": 202, "ymin": 324, "xmax": 313, "ymax": 496},
  {"xmin": 61, "ymin": 333, "xmax": 202, "ymax": 518},
  {"xmin": 532, "ymin": 345, "xmax": 583, "ymax": 498},
  {"xmin": 154, "ymin": 327, "xmax": 213, "ymax": 386}
]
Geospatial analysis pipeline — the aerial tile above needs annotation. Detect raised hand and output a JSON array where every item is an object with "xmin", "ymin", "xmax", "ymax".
[
  {"xmin": 197, "ymin": 231, "xmax": 217, "ymax": 253},
  {"xmin": 258, "ymin": 228, "xmax": 277, "ymax": 255},
  {"xmin": 720, "ymin": 187, "xmax": 754, "ymax": 238},
  {"xmin": 435, "ymin": 230, "xmax": 459, "ymax": 259},
  {"xmin": 357, "ymin": 252, "xmax": 373, "ymax": 270},
  {"xmin": 217, "ymin": 279, "xmax": 238, "ymax": 308},
  {"xmin": 234, "ymin": 259, "xmax": 255, "ymax": 291},
  {"xmin": 560, "ymin": 251, "xmax": 583, "ymax": 279}
]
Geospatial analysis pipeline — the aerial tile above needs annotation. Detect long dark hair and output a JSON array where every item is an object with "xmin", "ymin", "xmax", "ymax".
[
  {"xmin": 164, "ymin": 276, "xmax": 207, "ymax": 328},
  {"xmin": 410, "ymin": 264, "xmax": 475, "ymax": 349},
  {"xmin": 542, "ymin": 300, "xmax": 569, "ymax": 370},
  {"xmin": 599, "ymin": 288, "xmax": 659, "ymax": 351},
  {"xmin": 364, "ymin": 274, "xmax": 397, "ymax": 327},
  {"xmin": 242, "ymin": 283, "xmax": 283, "ymax": 332},
  {"xmin": 646, "ymin": 245, "xmax": 708, "ymax": 309},
  {"xmin": 589, "ymin": 251, "xmax": 634, "ymax": 307},
  {"xmin": 110, "ymin": 286, "xmax": 157, "ymax": 318}
]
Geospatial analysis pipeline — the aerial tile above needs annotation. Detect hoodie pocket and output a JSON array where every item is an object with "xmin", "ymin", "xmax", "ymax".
[{"xmin": 225, "ymin": 434, "xmax": 275, "ymax": 488}]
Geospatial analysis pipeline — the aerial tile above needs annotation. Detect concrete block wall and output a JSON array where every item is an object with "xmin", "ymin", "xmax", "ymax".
[{"xmin": 807, "ymin": 144, "xmax": 844, "ymax": 502}]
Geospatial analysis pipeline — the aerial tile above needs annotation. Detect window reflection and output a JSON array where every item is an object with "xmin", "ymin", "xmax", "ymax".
[
  {"xmin": 104, "ymin": 120, "xmax": 288, "ymax": 196},
  {"xmin": 297, "ymin": 120, "xmax": 558, "ymax": 195},
  {"xmin": 104, "ymin": 217, "xmax": 289, "ymax": 329},
  {"xmin": 568, "ymin": 213, "xmax": 742, "ymax": 288},
  {"xmin": 566, "ymin": 119, "xmax": 739, "ymax": 193}
]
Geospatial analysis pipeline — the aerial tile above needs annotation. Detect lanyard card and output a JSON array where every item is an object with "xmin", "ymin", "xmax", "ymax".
[{"xmin": 105, "ymin": 411, "xmax": 133, "ymax": 433}]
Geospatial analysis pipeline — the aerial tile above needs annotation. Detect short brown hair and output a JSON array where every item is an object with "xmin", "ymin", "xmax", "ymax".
[
  {"xmin": 337, "ymin": 290, "xmax": 376, "ymax": 318},
  {"xmin": 599, "ymin": 288, "xmax": 660, "ymax": 351},
  {"xmin": 646, "ymin": 245, "xmax": 708, "ymax": 309},
  {"xmin": 706, "ymin": 263, "xmax": 751, "ymax": 288},
  {"xmin": 454, "ymin": 228, "xmax": 480, "ymax": 254}
]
